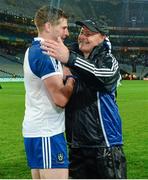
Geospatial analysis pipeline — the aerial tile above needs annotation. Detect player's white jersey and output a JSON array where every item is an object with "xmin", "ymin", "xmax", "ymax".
[{"xmin": 23, "ymin": 38, "xmax": 65, "ymax": 137}]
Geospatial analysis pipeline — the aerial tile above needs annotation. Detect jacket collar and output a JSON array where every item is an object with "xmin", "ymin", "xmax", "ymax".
[{"xmin": 88, "ymin": 41, "xmax": 106, "ymax": 59}]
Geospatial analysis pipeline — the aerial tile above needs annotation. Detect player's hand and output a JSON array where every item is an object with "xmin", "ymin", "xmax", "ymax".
[
  {"xmin": 63, "ymin": 66, "xmax": 72, "ymax": 76},
  {"xmin": 41, "ymin": 37, "xmax": 69, "ymax": 63}
]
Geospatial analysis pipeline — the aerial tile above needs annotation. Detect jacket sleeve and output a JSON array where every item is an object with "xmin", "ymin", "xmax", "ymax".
[{"xmin": 65, "ymin": 50, "xmax": 120, "ymax": 91}]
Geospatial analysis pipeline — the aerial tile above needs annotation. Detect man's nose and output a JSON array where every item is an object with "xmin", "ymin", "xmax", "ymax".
[{"xmin": 65, "ymin": 29, "xmax": 69, "ymax": 37}]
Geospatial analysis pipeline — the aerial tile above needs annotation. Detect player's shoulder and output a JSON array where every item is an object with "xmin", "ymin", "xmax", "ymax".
[{"xmin": 29, "ymin": 43, "xmax": 43, "ymax": 59}]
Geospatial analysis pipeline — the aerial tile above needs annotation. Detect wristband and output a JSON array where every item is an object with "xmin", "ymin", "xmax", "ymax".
[
  {"xmin": 66, "ymin": 75, "xmax": 77, "ymax": 80},
  {"xmin": 65, "ymin": 75, "xmax": 77, "ymax": 83}
]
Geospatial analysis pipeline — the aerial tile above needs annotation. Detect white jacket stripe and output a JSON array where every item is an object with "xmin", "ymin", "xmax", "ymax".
[{"xmin": 75, "ymin": 56, "xmax": 118, "ymax": 77}]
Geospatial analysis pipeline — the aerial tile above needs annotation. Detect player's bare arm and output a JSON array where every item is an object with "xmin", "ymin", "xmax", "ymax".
[{"xmin": 44, "ymin": 74, "xmax": 75, "ymax": 108}]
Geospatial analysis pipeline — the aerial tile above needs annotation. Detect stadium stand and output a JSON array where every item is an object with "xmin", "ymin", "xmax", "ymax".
[
  {"xmin": 0, "ymin": 55, "xmax": 23, "ymax": 78},
  {"xmin": 0, "ymin": 0, "xmax": 148, "ymax": 80}
]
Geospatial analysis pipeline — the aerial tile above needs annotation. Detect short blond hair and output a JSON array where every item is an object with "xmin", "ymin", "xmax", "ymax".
[{"xmin": 34, "ymin": 5, "xmax": 68, "ymax": 32}]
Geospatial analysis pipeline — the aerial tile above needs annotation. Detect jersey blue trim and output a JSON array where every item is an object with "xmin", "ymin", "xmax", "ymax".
[{"xmin": 28, "ymin": 40, "xmax": 56, "ymax": 78}]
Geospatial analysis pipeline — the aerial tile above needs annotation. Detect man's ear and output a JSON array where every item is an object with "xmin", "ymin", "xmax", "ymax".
[
  {"xmin": 45, "ymin": 22, "xmax": 51, "ymax": 33},
  {"xmin": 102, "ymin": 34, "xmax": 106, "ymax": 39},
  {"xmin": 101, "ymin": 34, "xmax": 107, "ymax": 41}
]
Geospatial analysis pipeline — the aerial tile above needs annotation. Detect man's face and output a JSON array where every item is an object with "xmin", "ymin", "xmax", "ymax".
[
  {"xmin": 50, "ymin": 18, "xmax": 69, "ymax": 41},
  {"xmin": 78, "ymin": 26, "xmax": 106, "ymax": 56}
]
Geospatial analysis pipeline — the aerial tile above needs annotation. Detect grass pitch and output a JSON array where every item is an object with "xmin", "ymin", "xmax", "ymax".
[{"xmin": 0, "ymin": 80, "xmax": 147, "ymax": 178}]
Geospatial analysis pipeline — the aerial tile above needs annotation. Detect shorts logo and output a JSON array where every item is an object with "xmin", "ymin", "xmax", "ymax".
[{"xmin": 57, "ymin": 153, "xmax": 64, "ymax": 162}]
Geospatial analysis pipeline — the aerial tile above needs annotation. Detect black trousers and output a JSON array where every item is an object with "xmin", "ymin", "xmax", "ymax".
[{"xmin": 69, "ymin": 146, "xmax": 127, "ymax": 179}]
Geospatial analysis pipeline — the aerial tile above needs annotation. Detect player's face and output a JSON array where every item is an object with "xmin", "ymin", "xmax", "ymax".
[
  {"xmin": 78, "ymin": 27, "xmax": 105, "ymax": 56},
  {"xmin": 50, "ymin": 18, "xmax": 69, "ymax": 41}
]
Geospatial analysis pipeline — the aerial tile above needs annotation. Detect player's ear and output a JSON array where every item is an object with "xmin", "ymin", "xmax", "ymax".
[{"xmin": 45, "ymin": 22, "xmax": 51, "ymax": 33}]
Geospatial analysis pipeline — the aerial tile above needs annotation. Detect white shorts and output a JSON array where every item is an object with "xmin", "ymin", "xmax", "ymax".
[{"xmin": 24, "ymin": 133, "xmax": 69, "ymax": 169}]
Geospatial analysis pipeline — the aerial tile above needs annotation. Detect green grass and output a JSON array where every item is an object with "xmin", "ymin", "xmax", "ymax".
[
  {"xmin": 0, "ymin": 81, "xmax": 148, "ymax": 178},
  {"xmin": 117, "ymin": 80, "xmax": 148, "ymax": 179},
  {"xmin": 0, "ymin": 82, "xmax": 31, "ymax": 179}
]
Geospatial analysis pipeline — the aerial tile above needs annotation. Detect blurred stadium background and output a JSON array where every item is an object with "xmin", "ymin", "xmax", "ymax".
[
  {"xmin": 0, "ymin": 0, "xmax": 148, "ymax": 179},
  {"xmin": 0, "ymin": 0, "xmax": 148, "ymax": 80}
]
